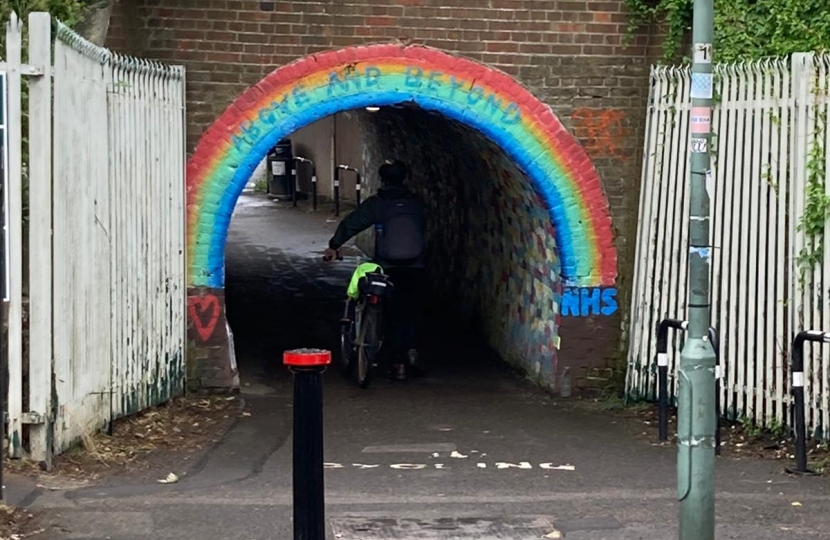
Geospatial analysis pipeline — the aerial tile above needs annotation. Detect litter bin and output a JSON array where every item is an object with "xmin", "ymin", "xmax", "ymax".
[{"xmin": 267, "ymin": 139, "xmax": 295, "ymax": 201}]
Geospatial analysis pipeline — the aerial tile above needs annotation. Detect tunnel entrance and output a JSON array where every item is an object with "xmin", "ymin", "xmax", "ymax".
[{"xmin": 186, "ymin": 44, "xmax": 618, "ymax": 392}]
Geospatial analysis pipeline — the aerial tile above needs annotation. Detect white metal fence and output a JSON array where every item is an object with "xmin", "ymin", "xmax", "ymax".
[
  {"xmin": 628, "ymin": 53, "xmax": 830, "ymax": 438},
  {"xmin": 4, "ymin": 13, "xmax": 186, "ymax": 460}
]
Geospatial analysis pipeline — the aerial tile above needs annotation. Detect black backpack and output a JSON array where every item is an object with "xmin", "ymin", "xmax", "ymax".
[{"xmin": 375, "ymin": 196, "xmax": 425, "ymax": 263}]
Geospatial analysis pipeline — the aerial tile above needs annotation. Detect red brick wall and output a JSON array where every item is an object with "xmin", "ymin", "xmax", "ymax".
[{"xmin": 108, "ymin": 0, "xmax": 660, "ymax": 387}]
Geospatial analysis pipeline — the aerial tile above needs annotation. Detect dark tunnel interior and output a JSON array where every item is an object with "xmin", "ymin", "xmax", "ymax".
[{"xmin": 224, "ymin": 105, "xmax": 563, "ymax": 386}]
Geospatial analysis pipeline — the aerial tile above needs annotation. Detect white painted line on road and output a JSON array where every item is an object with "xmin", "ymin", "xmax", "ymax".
[
  {"xmin": 362, "ymin": 443, "xmax": 457, "ymax": 453},
  {"xmin": 495, "ymin": 462, "xmax": 532, "ymax": 469},
  {"xmin": 540, "ymin": 463, "xmax": 576, "ymax": 471},
  {"xmin": 324, "ymin": 462, "xmax": 577, "ymax": 472}
]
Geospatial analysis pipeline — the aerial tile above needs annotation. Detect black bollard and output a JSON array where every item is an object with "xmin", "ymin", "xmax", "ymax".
[
  {"xmin": 334, "ymin": 168, "xmax": 340, "ymax": 217},
  {"xmin": 284, "ymin": 348, "xmax": 331, "ymax": 540},
  {"xmin": 708, "ymin": 326, "xmax": 722, "ymax": 456},
  {"xmin": 656, "ymin": 318, "xmax": 687, "ymax": 442},
  {"xmin": 786, "ymin": 331, "xmax": 829, "ymax": 475},
  {"xmin": 292, "ymin": 158, "xmax": 298, "ymax": 208},
  {"xmin": 311, "ymin": 165, "xmax": 318, "ymax": 212}
]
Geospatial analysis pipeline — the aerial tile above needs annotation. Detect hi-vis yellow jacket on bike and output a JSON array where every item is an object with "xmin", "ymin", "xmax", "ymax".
[{"xmin": 347, "ymin": 262, "xmax": 384, "ymax": 300}]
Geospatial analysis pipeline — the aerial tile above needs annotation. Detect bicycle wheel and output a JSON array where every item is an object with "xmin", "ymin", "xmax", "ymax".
[
  {"xmin": 339, "ymin": 320, "xmax": 354, "ymax": 376},
  {"xmin": 356, "ymin": 306, "xmax": 381, "ymax": 389}
]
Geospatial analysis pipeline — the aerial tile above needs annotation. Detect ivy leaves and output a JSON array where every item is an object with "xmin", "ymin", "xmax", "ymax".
[
  {"xmin": 796, "ymin": 107, "xmax": 830, "ymax": 283},
  {"xmin": 625, "ymin": 0, "xmax": 830, "ymax": 286},
  {"xmin": 626, "ymin": 0, "xmax": 830, "ymax": 63}
]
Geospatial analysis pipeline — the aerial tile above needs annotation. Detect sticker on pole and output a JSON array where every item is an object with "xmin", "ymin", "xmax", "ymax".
[
  {"xmin": 690, "ymin": 73, "xmax": 713, "ymax": 99},
  {"xmin": 690, "ymin": 137, "xmax": 708, "ymax": 153},
  {"xmin": 694, "ymin": 43, "xmax": 713, "ymax": 64},
  {"xmin": 690, "ymin": 107, "xmax": 711, "ymax": 134}
]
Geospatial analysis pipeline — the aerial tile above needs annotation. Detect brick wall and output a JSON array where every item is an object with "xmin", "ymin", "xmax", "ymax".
[{"xmin": 109, "ymin": 0, "xmax": 660, "ymax": 389}]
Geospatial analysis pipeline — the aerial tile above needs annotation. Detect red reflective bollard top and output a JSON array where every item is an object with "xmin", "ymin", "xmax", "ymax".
[{"xmin": 283, "ymin": 348, "xmax": 332, "ymax": 367}]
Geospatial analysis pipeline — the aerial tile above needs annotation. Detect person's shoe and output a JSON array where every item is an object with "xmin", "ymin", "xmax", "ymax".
[
  {"xmin": 390, "ymin": 363, "xmax": 407, "ymax": 381},
  {"xmin": 407, "ymin": 349, "xmax": 425, "ymax": 376}
]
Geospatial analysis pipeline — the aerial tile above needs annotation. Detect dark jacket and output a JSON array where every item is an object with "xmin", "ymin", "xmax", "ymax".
[{"xmin": 329, "ymin": 185, "xmax": 426, "ymax": 268}]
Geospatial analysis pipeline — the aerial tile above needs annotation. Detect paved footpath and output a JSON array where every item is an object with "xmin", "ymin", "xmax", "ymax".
[{"xmin": 20, "ymin": 193, "xmax": 830, "ymax": 539}]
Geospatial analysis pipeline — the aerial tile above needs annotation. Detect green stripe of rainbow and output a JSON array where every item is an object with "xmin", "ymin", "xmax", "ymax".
[{"xmin": 186, "ymin": 45, "xmax": 616, "ymax": 289}]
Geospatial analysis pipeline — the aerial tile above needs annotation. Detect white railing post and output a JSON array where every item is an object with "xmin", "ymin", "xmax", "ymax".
[
  {"xmin": 821, "ymin": 55, "xmax": 830, "ymax": 438},
  {"xmin": 27, "ymin": 11, "xmax": 54, "ymax": 466},
  {"xmin": 5, "ymin": 13, "xmax": 24, "ymax": 459},
  {"xmin": 180, "ymin": 67, "xmax": 188, "ymax": 386}
]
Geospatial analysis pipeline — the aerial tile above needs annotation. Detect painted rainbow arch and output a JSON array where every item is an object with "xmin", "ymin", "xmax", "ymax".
[{"xmin": 186, "ymin": 44, "xmax": 617, "ymax": 289}]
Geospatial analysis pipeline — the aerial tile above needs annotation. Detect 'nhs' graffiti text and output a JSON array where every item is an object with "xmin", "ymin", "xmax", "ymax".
[{"xmin": 562, "ymin": 288, "xmax": 617, "ymax": 317}]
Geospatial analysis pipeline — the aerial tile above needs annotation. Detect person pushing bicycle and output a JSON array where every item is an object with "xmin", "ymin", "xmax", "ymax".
[{"xmin": 324, "ymin": 160, "xmax": 426, "ymax": 380}]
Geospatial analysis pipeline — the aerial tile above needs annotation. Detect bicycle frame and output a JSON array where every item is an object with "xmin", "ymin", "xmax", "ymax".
[{"xmin": 352, "ymin": 293, "xmax": 383, "ymax": 351}]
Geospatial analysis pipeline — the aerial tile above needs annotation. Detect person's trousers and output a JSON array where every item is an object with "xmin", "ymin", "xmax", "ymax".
[{"xmin": 384, "ymin": 267, "xmax": 425, "ymax": 365}]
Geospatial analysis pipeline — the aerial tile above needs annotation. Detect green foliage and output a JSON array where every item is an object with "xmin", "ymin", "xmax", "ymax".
[
  {"xmin": 253, "ymin": 178, "xmax": 268, "ymax": 193},
  {"xmin": 625, "ymin": 0, "xmax": 690, "ymax": 62},
  {"xmin": 627, "ymin": 0, "xmax": 830, "ymax": 290},
  {"xmin": 0, "ymin": 0, "xmax": 88, "ymax": 56},
  {"xmin": 0, "ymin": 0, "xmax": 86, "ymax": 29},
  {"xmin": 797, "ymin": 106, "xmax": 830, "ymax": 283},
  {"xmin": 739, "ymin": 416, "xmax": 763, "ymax": 438},
  {"xmin": 625, "ymin": 0, "xmax": 830, "ymax": 63},
  {"xmin": 766, "ymin": 418, "xmax": 789, "ymax": 440}
]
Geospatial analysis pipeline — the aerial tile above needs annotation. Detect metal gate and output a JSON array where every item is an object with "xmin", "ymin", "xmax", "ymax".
[
  {"xmin": 628, "ymin": 53, "xmax": 830, "ymax": 438},
  {"xmin": 3, "ymin": 13, "xmax": 186, "ymax": 461}
]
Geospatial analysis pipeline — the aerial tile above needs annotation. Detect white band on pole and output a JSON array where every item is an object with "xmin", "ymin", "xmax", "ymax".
[
  {"xmin": 658, "ymin": 353, "xmax": 668, "ymax": 367},
  {"xmin": 793, "ymin": 372, "xmax": 804, "ymax": 388}
]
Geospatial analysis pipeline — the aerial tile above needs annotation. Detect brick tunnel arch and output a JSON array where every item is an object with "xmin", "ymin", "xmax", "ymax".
[{"xmin": 186, "ymin": 44, "xmax": 618, "ymax": 389}]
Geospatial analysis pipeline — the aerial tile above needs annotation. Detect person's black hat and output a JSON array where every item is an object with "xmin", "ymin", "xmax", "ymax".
[{"xmin": 379, "ymin": 160, "xmax": 407, "ymax": 184}]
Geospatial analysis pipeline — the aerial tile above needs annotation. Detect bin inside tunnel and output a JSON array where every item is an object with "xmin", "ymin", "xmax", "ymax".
[{"xmin": 185, "ymin": 45, "xmax": 620, "ymax": 394}]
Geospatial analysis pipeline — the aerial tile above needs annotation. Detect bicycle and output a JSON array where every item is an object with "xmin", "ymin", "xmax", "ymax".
[{"xmin": 325, "ymin": 252, "xmax": 394, "ymax": 388}]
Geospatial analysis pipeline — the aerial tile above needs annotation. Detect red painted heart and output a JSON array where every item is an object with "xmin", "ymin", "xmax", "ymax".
[{"xmin": 188, "ymin": 294, "xmax": 220, "ymax": 342}]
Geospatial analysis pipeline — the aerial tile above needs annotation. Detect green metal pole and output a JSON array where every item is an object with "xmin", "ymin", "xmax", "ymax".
[{"xmin": 678, "ymin": 0, "xmax": 716, "ymax": 538}]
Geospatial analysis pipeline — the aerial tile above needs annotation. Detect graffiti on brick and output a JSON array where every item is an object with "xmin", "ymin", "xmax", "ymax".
[
  {"xmin": 191, "ymin": 45, "xmax": 617, "ymax": 297},
  {"xmin": 232, "ymin": 65, "xmax": 523, "ymax": 151},
  {"xmin": 561, "ymin": 287, "xmax": 617, "ymax": 317},
  {"xmin": 571, "ymin": 108, "xmax": 630, "ymax": 160},
  {"xmin": 326, "ymin": 65, "xmax": 522, "ymax": 124},
  {"xmin": 188, "ymin": 293, "xmax": 221, "ymax": 341}
]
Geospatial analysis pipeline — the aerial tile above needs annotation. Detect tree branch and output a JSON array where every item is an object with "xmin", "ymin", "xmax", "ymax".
[{"xmin": 73, "ymin": 0, "xmax": 115, "ymax": 46}]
